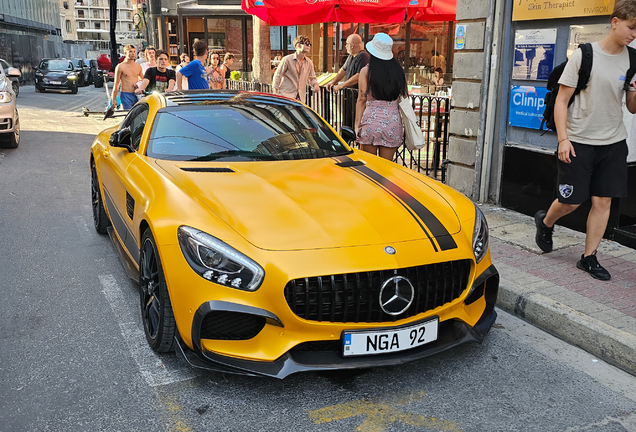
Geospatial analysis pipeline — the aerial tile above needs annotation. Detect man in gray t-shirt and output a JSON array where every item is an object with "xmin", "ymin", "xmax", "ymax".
[
  {"xmin": 325, "ymin": 34, "xmax": 370, "ymax": 128},
  {"xmin": 534, "ymin": 0, "xmax": 636, "ymax": 281}
]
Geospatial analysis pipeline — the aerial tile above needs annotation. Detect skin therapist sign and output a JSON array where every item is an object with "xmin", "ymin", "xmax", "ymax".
[{"xmin": 513, "ymin": 0, "xmax": 615, "ymax": 21}]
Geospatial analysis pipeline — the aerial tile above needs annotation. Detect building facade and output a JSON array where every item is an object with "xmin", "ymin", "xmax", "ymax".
[
  {"xmin": 58, "ymin": 0, "xmax": 144, "ymax": 52},
  {"xmin": 448, "ymin": 0, "xmax": 636, "ymax": 247}
]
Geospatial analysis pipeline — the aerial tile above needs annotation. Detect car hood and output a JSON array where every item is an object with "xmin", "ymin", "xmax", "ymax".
[
  {"xmin": 42, "ymin": 71, "xmax": 71, "ymax": 78},
  {"xmin": 155, "ymin": 156, "xmax": 461, "ymax": 251}
]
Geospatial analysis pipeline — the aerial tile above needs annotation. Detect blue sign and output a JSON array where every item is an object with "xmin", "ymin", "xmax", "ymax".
[{"xmin": 508, "ymin": 86, "xmax": 549, "ymax": 129}]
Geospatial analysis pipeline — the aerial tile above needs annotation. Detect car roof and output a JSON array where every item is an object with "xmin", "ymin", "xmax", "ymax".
[{"xmin": 162, "ymin": 90, "xmax": 305, "ymax": 108}]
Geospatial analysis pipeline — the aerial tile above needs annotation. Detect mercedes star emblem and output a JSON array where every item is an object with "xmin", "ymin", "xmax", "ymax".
[
  {"xmin": 384, "ymin": 246, "xmax": 396, "ymax": 255},
  {"xmin": 379, "ymin": 276, "xmax": 415, "ymax": 315}
]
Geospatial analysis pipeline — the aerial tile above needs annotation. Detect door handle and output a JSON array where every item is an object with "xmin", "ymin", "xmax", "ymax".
[{"xmin": 102, "ymin": 148, "xmax": 110, "ymax": 158}]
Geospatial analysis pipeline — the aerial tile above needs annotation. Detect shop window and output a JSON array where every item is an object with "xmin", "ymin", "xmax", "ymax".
[{"xmin": 206, "ymin": 18, "xmax": 244, "ymax": 70}]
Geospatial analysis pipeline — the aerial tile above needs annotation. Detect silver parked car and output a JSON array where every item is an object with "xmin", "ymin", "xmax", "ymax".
[
  {"xmin": 0, "ymin": 59, "xmax": 21, "ymax": 97},
  {"xmin": 0, "ymin": 63, "xmax": 19, "ymax": 148}
]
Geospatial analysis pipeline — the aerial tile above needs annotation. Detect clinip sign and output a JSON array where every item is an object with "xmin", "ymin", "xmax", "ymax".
[{"xmin": 508, "ymin": 85, "xmax": 549, "ymax": 129}]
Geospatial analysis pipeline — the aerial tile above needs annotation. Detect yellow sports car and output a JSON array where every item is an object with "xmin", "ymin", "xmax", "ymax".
[{"xmin": 90, "ymin": 90, "xmax": 498, "ymax": 378}]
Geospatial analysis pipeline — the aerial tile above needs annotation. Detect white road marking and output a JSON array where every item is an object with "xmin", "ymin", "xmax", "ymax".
[{"xmin": 99, "ymin": 274, "xmax": 200, "ymax": 387}]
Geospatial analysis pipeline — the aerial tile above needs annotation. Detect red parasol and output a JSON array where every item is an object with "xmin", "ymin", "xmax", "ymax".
[
  {"xmin": 241, "ymin": 0, "xmax": 455, "ymax": 26},
  {"xmin": 407, "ymin": 0, "xmax": 455, "ymax": 22}
]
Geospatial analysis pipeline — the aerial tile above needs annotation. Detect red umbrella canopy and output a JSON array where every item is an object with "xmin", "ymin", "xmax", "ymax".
[
  {"xmin": 241, "ymin": 0, "xmax": 448, "ymax": 26},
  {"xmin": 408, "ymin": 0, "xmax": 455, "ymax": 21}
]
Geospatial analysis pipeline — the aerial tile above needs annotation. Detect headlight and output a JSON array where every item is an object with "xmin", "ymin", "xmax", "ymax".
[
  {"xmin": 0, "ymin": 92, "xmax": 12, "ymax": 104},
  {"xmin": 67, "ymin": 73, "xmax": 77, "ymax": 79},
  {"xmin": 178, "ymin": 226, "xmax": 265, "ymax": 291},
  {"xmin": 472, "ymin": 205, "xmax": 489, "ymax": 264}
]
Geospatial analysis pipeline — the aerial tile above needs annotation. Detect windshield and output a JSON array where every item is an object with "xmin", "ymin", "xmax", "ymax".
[
  {"xmin": 147, "ymin": 102, "xmax": 352, "ymax": 162},
  {"xmin": 40, "ymin": 60, "xmax": 73, "ymax": 71}
]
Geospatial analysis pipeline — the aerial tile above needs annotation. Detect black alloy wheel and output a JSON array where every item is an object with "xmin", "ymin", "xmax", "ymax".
[
  {"xmin": 91, "ymin": 163, "xmax": 109, "ymax": 233},
  {"xmin": 139, "ymin": 228, "xmax": 177, "ymax": 353}
]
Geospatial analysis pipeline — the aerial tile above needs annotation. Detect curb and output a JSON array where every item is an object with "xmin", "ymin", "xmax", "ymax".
[{"xmin": 497, "ymin": 282, "xmax": 636, "ymax": 376}]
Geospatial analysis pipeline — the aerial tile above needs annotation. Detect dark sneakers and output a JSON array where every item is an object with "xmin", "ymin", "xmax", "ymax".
[
  {"xmin": 534, "ymin": 210, "xmax": 554, "ymax": 253},
  {"xmin": 577, "ymin": 251, "xmax": 611, "ymax": 281}
]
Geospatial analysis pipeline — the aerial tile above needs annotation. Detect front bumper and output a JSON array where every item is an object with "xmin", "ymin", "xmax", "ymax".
[
  {"xmin": 35, "ymin": 77, "xmax": 77, "ymax": 91},
  {"xmin": 0, "ymin": 103, "xmax": 17, "ymax": 133},
  {"xmin": 176, "ymin": 265, "xmax": 499, "ymax": 379}
]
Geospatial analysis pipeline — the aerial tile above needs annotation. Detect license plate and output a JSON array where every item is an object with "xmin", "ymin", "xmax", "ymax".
[
  {"xmin": 51, "ymin": 81, "xmax": 61, "ymax": 85},
  {"xmin": 343, "ymin": 318, "xmax": 439, "ymax": 357}
]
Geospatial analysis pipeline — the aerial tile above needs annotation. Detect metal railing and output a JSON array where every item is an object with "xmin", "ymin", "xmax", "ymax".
[{"xmin": 225, "ymin": 80, "xmax": 450, "ymax": 182}]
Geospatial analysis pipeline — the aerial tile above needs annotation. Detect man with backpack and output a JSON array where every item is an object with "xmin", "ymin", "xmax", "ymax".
[{"xmin": 535, "ymin": 0, "xmax": 636, "ymax": 281}]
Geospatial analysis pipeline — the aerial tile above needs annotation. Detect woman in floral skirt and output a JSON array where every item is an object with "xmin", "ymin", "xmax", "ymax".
[{"xmin": 355, "ymin": 33, "xmax": 407, "ymax": 161}]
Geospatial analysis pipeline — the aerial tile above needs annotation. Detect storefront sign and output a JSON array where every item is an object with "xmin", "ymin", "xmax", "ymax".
[
  {"xmin": 513, "ymin": 0, "xmax": 615, "ymax": 21},
  {"xmin": 568, "ymin": 24, "xmax": 610, "ymax": 57},
  {"xmin": 513, "ymin": 29, "xmax": 556, "ymax": 81},
  {"xmin": 508, "ymin": 86, "xmax": 549, "ymax": 129},
  {"xmin": 454, "ymin": 25, "xmax": 465, "ymax": 50}
]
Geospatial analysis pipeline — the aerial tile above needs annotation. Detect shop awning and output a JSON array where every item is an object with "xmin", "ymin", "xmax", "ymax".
[
  {"xmin": 241, "ymin": 0, "xmax": 455, "ymax": 26},
  {"xmin": 407, "ymin": 0, "xmax": 455, "ymax": 22}
]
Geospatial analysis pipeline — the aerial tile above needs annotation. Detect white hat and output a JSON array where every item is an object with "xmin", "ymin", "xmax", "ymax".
[{"xmin": 366, "ymin": 33, "xmax": 394, "ymax": 61}]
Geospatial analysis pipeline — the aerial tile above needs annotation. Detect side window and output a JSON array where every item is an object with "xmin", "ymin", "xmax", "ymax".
[{"xmin": 122, "ymin": 104, "xmax": 150, "ymax": 151}]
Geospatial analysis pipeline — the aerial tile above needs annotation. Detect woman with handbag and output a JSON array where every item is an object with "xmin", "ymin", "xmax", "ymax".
[{"xmin": 354, "ymin": 33, "xmax": 408, "ymax": 161}]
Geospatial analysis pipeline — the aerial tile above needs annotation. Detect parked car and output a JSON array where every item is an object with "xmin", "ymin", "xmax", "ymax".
[
  {"xmin": 86, "ymin": 59, "xmax": 98, "ymax": 86},
  {"xmin": 90, "ymin": 90, "xmax": 499, "ymax": 378},
  {"xmin": 71, "ymin": 58, "xmax": 91, "ymax": 87},
  {"xmin": 0, "ymin": 58, "xmax": 22, "ymax": 97},
  {"xmin": 34, "ymin": 59, "xmax": 80, "ymax": 94},
  {"xmin": 0, "ymin": 64, "xmax": 19, "ymax": 148}
]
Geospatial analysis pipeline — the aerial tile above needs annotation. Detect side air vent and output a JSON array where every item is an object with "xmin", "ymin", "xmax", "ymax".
[{"xmin": 180, "ymin": 167, "xmax": 235, "ymax": 173}]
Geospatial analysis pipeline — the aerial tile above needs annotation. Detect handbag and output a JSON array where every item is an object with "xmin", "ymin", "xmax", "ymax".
[{"xmin": 398, "ymin": 96, "xmax": 425, "ymax": 151}]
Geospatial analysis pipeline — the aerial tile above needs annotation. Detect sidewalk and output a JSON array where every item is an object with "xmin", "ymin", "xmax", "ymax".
[{"xmin": 481, "ymin": 204, "xmax": 636, "ymax": 376}]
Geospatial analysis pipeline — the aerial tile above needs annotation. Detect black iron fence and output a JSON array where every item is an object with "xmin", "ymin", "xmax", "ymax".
[{"xmin": 226, "ymin": 80, "xmax": 450, "ymax": 182}]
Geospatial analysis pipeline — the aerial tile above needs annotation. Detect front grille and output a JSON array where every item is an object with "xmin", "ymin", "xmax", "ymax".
[
  {"xmin": 284, "ymin": 259, "xmax": 471, "ymax": 323},
  {"xmin": 200, "ymin": 311, "xmax": 266, "ymax": 340}
]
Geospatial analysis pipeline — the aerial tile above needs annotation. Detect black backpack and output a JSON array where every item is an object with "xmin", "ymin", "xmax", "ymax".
[{"xmin": 540, "ymin": 43, "xmax": 636, "ymax": 132}]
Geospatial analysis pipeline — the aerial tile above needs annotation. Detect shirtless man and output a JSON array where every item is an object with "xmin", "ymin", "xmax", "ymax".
[{"xmin": 111, "ymin": 45, "xmax": 144, "ymax": 110}]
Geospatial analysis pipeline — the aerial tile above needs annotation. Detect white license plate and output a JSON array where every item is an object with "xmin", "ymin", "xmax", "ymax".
[
  {"xmin": 343, "ymin": 318, "xmax": 439, "ymax": 357},
  {"xmin": 50, "ymin": 81, "xmax": 61, "ymax": 85}
]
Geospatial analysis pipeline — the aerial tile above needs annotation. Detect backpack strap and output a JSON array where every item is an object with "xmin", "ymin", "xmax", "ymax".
[
  {"xmin": 576, "ymin": 43, "xmax": 593, "ymax": 92},
  {"xmin": 623, "ymin": 45, "xmax": 636, "ymax": 92}
]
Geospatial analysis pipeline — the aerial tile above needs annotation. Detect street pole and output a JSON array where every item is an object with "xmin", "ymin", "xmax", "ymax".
[{"xmin": 109, "ymin": 0, "xmax": 118, "ymax": 72}]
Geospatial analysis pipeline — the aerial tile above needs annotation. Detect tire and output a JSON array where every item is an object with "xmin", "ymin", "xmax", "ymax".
[
  {"xmin": 71, "ymin": 83, "xmax": 78, "ymax": 94},
  {"xmin": 91, "ymin": 162, "xmax": 109, "ymax": 234},
  {"xmin": 12, "ymin": 80, "xmax": 19, "ymax": 97},
  {"xmin": 36, "ymin": 88, "xmax": 45, "ymax": 93},
  {"xmin": 139, "ymin": 228, "xmax": 177, "ymax": 353},
  {"xmin": 94, "ymin": 73, "xmax": 103, "ymax": 88},
  {"xmin": 0, "ymin": 109, "xmax": 19, "ymax": 149}
]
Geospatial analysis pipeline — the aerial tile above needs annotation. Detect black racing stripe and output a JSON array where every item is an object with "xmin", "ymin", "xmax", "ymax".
[
  {"xmin": 352, "ymin": 167, "xmax": 438, "ymax": 252},
  {"xmin": 352, "ymin": 164, "xmax": 457, "ymax": 251}
]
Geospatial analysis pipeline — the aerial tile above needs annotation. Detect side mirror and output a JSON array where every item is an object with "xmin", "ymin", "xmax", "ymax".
[
  {"xmin": 340, "ymin": 126, "xmax": 356, "ymax": 145},
  {"xmin": 109, "ymin": 127, "xmax": 134, "ymax": 152}
]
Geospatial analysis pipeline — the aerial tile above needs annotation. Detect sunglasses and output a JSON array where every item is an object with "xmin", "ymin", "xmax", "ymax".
[{"xmin": 299, "ymin": 42, "xmax": 311, "ymax": 47}]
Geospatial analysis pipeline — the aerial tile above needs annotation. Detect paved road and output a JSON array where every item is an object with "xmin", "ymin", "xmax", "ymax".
[
  {"xmin": 17, "ymin": 80, "xmax": 112, "ymax": 113},
  {"xmin": 1, "ymin": 100, "xmax": 636, "ymax": 431}
]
